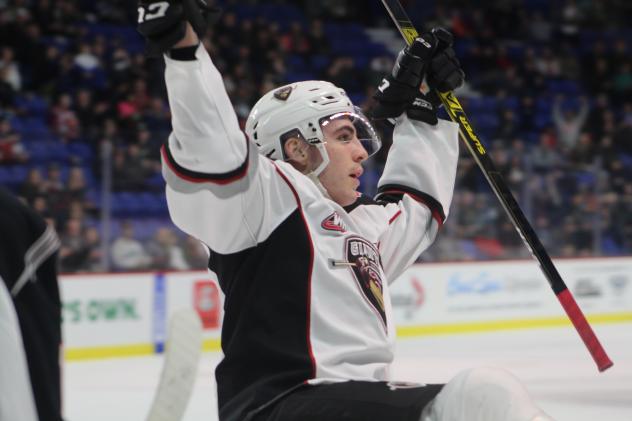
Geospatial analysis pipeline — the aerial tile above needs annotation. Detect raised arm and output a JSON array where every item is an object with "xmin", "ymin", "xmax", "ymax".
[
  {"xmin": 162, "ymin": 24, "xmax": 247, "ymax": 177},
  {"xmin": 137, "ymin": 1, "xmax": 298, "ymax": 253},
  {"xmin": 370, "ymin": 29, "xmax": 463, "ymax": 281}
]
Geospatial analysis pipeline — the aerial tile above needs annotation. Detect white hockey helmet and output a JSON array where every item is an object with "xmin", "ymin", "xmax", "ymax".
[{"xmin": 245, "ymin": 80, "xmax": 381, "ymax": 176}]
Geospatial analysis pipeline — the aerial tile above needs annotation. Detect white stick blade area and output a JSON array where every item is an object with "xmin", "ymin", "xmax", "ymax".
[{"xmin": 146, "ymin": 308, "xmax": 204, "ymax": 421}]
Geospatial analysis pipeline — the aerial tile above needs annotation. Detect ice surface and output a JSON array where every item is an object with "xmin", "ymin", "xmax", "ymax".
[{"xmin": 63, "ymin": 323, "xmax": 632, "ymax": 421}]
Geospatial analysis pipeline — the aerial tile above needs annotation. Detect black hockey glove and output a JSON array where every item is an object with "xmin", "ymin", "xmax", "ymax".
[
  {"xmin": 426, "ymin": 28, "xmax": 465, "ymax": 94},
  {"xmin": 372, "ymin": 28, "xmax": 465, "ymax": 125},
  {"xmin": 372, "ymin": 31, "xmax": 438, "ymax": 123},
  {"xmin": 137, "ymin": 0, "xmax": 221, "ymax": 56},
  {"xmin": 407, "ymin": 28, "xmax": 465, "ymax": 124}
]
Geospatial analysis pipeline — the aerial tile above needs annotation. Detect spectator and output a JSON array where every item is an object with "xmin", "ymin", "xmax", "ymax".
[
  {"xmin": 366, "ymin": 55, "xmax": 393, "ymax": 87},
  {"xmin": 307, "ymin": 19, "xmax": 331, "ymax": 55},
  {"xmin": 0, "ymin": 46, "xmax": 21, "ymax": 91},
  {"xmin": 568, "ymin": 132, "xmax": 596, "ymax": 167},
  {"xmin": 65, "ymin": 167, "xmax": 88, "ymax": 202},
  {"xmin": 0, "ymin": 66, "xmax": 16, "ymax": 107},
  {"xmin": 20, "ymin": 168, "xmax": 45, "ymax": 204},
  {"xmin": 0, "ymin": 0, "xmax": 629, "ymax": 265},
  {"xmin": 73, "ymin": 42, "xmax": 100, "ymax": 72},
  {"xmin": 142, "ymin": 97, "xmax": 171, "ymax": 133},
  {"xmin": 109, "ymin": 47, "xmax": 132, "ymax": 86},
  {"xmin": 612, "ymin": 117, "xmax": 632, "ymax": 155},
  {"xmin": 583, "ymin": 51, "xmax": 612, "ymax": 95},
  {"xmin": 322, "ymin": 56, "xmax": 361, "ymax": 93},
  {"xmin": 528, "ymin": 12, "xmax": 553, "ymax": 44},
  {"xmin": 552, "ymin": 96, "xmax": 589, "ymax": 151},
  {"xmin": 100, "ymin": 118, "xmax": 125, "ymax": 148},
  {"xmin": 112, "ymin": 149, "xmax": 131, "ymax": 191},
  {"xmin": 34, "ymin": 45, "xmax": 62, "ymax": 92},
  {"xmin": 124, "ymin": 144, "xmax": 152, "ymax": 190},
  {"xmin": 74, "ymin": 89, "xmax": 106, "ymax": 141},
  {"xmin": 83, "ymin": 227, "xmax": 103, "ymax": 272},
  {"xmin": 585, "ymin": 93, "xmax": 611, "ymax": 139},
  {"xmin": 59, "ymin": 218, "xmax": 89, "ymax": 272},
  {"xmin": 612, "ymin": 62, "xmax": 632, "ymax": 102},
  {"xmin": 182, "ymin": 236, "xmax": 209, "ymax": 270},
  {"xmin": 110, "ymin": 221, "xmax": 151, "ymax": 271},
  {"xmin": 281, "ymin": 21, "xmax": 311, "ymax": 55},
  {"xmin": 146, "ymin": 227, "xmax": 189, "ymax": 271},
  {"xmin": 607, "ymin": 159, "xmax": 629, "ymax": 194},
  {"xmin": 558, "ymin": 0, "xmax": 582, "ymax": 43},
  {"xmin": 530, "ymin": 130, "xmax": 561, "ymax": 173},
  {"xmin": 0, "ymin": 117, "xmax": 27, "ymax": 163},
  {"xmin": 44, "ymin": 163, "xmax": 64, "ymax": 194},
  {"xmin": 495, "ymin": 109, "xmax": 519, "ymax": 140},
  {"xmin": 534, "ymin": 48, "xmax": 561, "ymax": 78},
  {"xmin": 497, "ymin": 220, "xmax": 526, "ymax": 258},
  {"xmin": 50, "ymin": 93, "xmax": 80, "ymax": 142}
]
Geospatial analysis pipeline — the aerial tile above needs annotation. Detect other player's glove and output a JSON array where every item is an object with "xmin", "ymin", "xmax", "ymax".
[{"xmin": 137, "ymin": 0, "xmax": 221, "ymax": 56}]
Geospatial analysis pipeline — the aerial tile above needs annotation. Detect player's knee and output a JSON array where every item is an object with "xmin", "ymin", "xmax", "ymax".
[
  {"xmin": 421, "ymin": 367, "xmax": 542, "ymax": 421},
  {"xmin": 452, "ymin": 366, "xmax": 532, "ymax": 405}
]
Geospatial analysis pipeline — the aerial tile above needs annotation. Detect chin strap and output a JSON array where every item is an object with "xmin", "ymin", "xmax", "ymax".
[
  {"xmin": 305, "ymin": 141, "xmax": 332, "ymax": 198},
  {"xmin": 306, "ymin": 171, "xmax": 331, "ymax": 199}
]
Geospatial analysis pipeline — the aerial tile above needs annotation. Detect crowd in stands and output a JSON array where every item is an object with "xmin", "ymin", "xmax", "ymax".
[{"xmin": 0, "ymin": 0, "xmax": 630, "ymax": 272}]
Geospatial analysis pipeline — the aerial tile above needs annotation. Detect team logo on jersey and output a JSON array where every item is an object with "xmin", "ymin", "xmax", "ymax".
[
  {"xmin": 345, "ymin": 236, "xmax": 386, "ymax": 330},
  {"xmin": 273, "ymin": 86, "xmax": 293, "ymax": 101},
  {"xmin": 321, "ymin": 212, "xmax": 347, "ymax": 233}
]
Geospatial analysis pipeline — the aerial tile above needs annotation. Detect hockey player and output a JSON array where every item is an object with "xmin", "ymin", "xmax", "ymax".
[
  {"xmin": 138, "ymin": 1, "xmax": 553, "ymax": 420},
  {"xmin": 0, "ymin": 187, "xmax": 63, "ymax": 421},
  {"xmin": 0, "ymin": 277, "xmax": 39, "ymax": 421}
]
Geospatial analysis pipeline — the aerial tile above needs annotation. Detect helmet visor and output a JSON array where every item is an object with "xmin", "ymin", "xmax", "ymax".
[{"xmin": 319, "ymin": 107, "xmax": 382, "ymax": 158}]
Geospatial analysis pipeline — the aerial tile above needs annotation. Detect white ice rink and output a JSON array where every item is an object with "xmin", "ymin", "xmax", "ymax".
[{"xmin": 64, "ymin": 323, "xmax": 632, "ymax": 421}]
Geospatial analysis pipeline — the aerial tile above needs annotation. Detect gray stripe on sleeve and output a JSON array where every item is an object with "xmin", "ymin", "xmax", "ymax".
[{"xmin": 11, "ymin": 225, "xmax": 60, "ymax": 297}]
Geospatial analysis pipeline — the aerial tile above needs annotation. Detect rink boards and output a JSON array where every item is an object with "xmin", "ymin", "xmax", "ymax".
[{"xmin": 60, "ymin": 257, "xmax": 632, "ymax": 360}]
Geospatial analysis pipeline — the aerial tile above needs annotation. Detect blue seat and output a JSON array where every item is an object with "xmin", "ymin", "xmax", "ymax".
[
  {"xmin": 575, "ymin": 171, "xmax": 596, "ymax": 187},
  {"xmin": 619, "ymin": 153, "xmax": 632, "ymax": 167},
  {"xmin": 0, "ymin": 167, "xmax": 11, "ymax": 184},
  {"xmin": 16, "ymin": 94, "xmax": 49, "ymax": 118},
  {"xmin": 310, "ymin": 55, "xmax": 330, "ymax": 72},
  {"xmin": 147, "ymin": 173, "xmax": 165, "ymax": 189},
  {"xmin": 472, "ymin": 114, "xmax": 499, "ymax": 131},
  {"xmin": 284, "ymin": 72, "xmax": 316, "ymax": 83},
  {"xmin": 601, "ymin": 237, "xmax": 622, "ymax": 256},
  {"xmin": 502, "ymin": 96, "xmax": 520, "ymax": 111},
  {"xmin": 68, "ymin": 143, "xmax": 93, "ymax": 162},
  {"xmin": 47, "ymin": 143, "xmax": 70, "ymax": 162},
  {"xmin": 535, "ymin": 112, "xmax": 552, "ymax": 129},
  {"xmin": 348, "ymin": 93, "xmax": 366, "ymax": 106},
  {"xmin": 85, "ymin": 189, "xmax": 101, "ymax": 208},
  {"xmin": 10, "ymin": 166, "xmax": 28, "ymax": 183},
  {"xmin": 353, "ymin": 55, "xmax": 370, "ymax": 69},
  {"xmin": 460, "ymin": 240, "xmax": 485, "ymax": 260},
  {"xmin": 287, "ymin": 55, "xmax": 306, "ymax": 72},
  {"xmin": 547, "ymin": 80, "xmax": 580, "ymax": 95}
]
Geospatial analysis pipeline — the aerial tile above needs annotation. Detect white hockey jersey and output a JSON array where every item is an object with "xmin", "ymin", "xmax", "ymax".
[{"xmin": 161, "ymin": 45, "xmax": 459, "ymax": 421}]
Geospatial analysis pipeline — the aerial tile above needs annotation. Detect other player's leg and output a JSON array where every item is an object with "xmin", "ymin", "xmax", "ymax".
[{"xmin": 420, "ymin": 367, "xmax": 554, "ymax": 421}]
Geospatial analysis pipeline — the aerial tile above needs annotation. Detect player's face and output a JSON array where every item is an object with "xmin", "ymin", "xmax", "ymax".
[{"xmin": 318, "ymin": 118, "xmax": 368, "ymax": 206}]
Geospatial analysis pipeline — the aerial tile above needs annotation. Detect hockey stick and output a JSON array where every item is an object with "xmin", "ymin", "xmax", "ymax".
[
  {"xmin": 380, "ymin": 0, "xmax": 613, "ymax": 372},
  {"xmin": 146, "ymin": 308, "xmax": 203, "ymax": 421}
]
